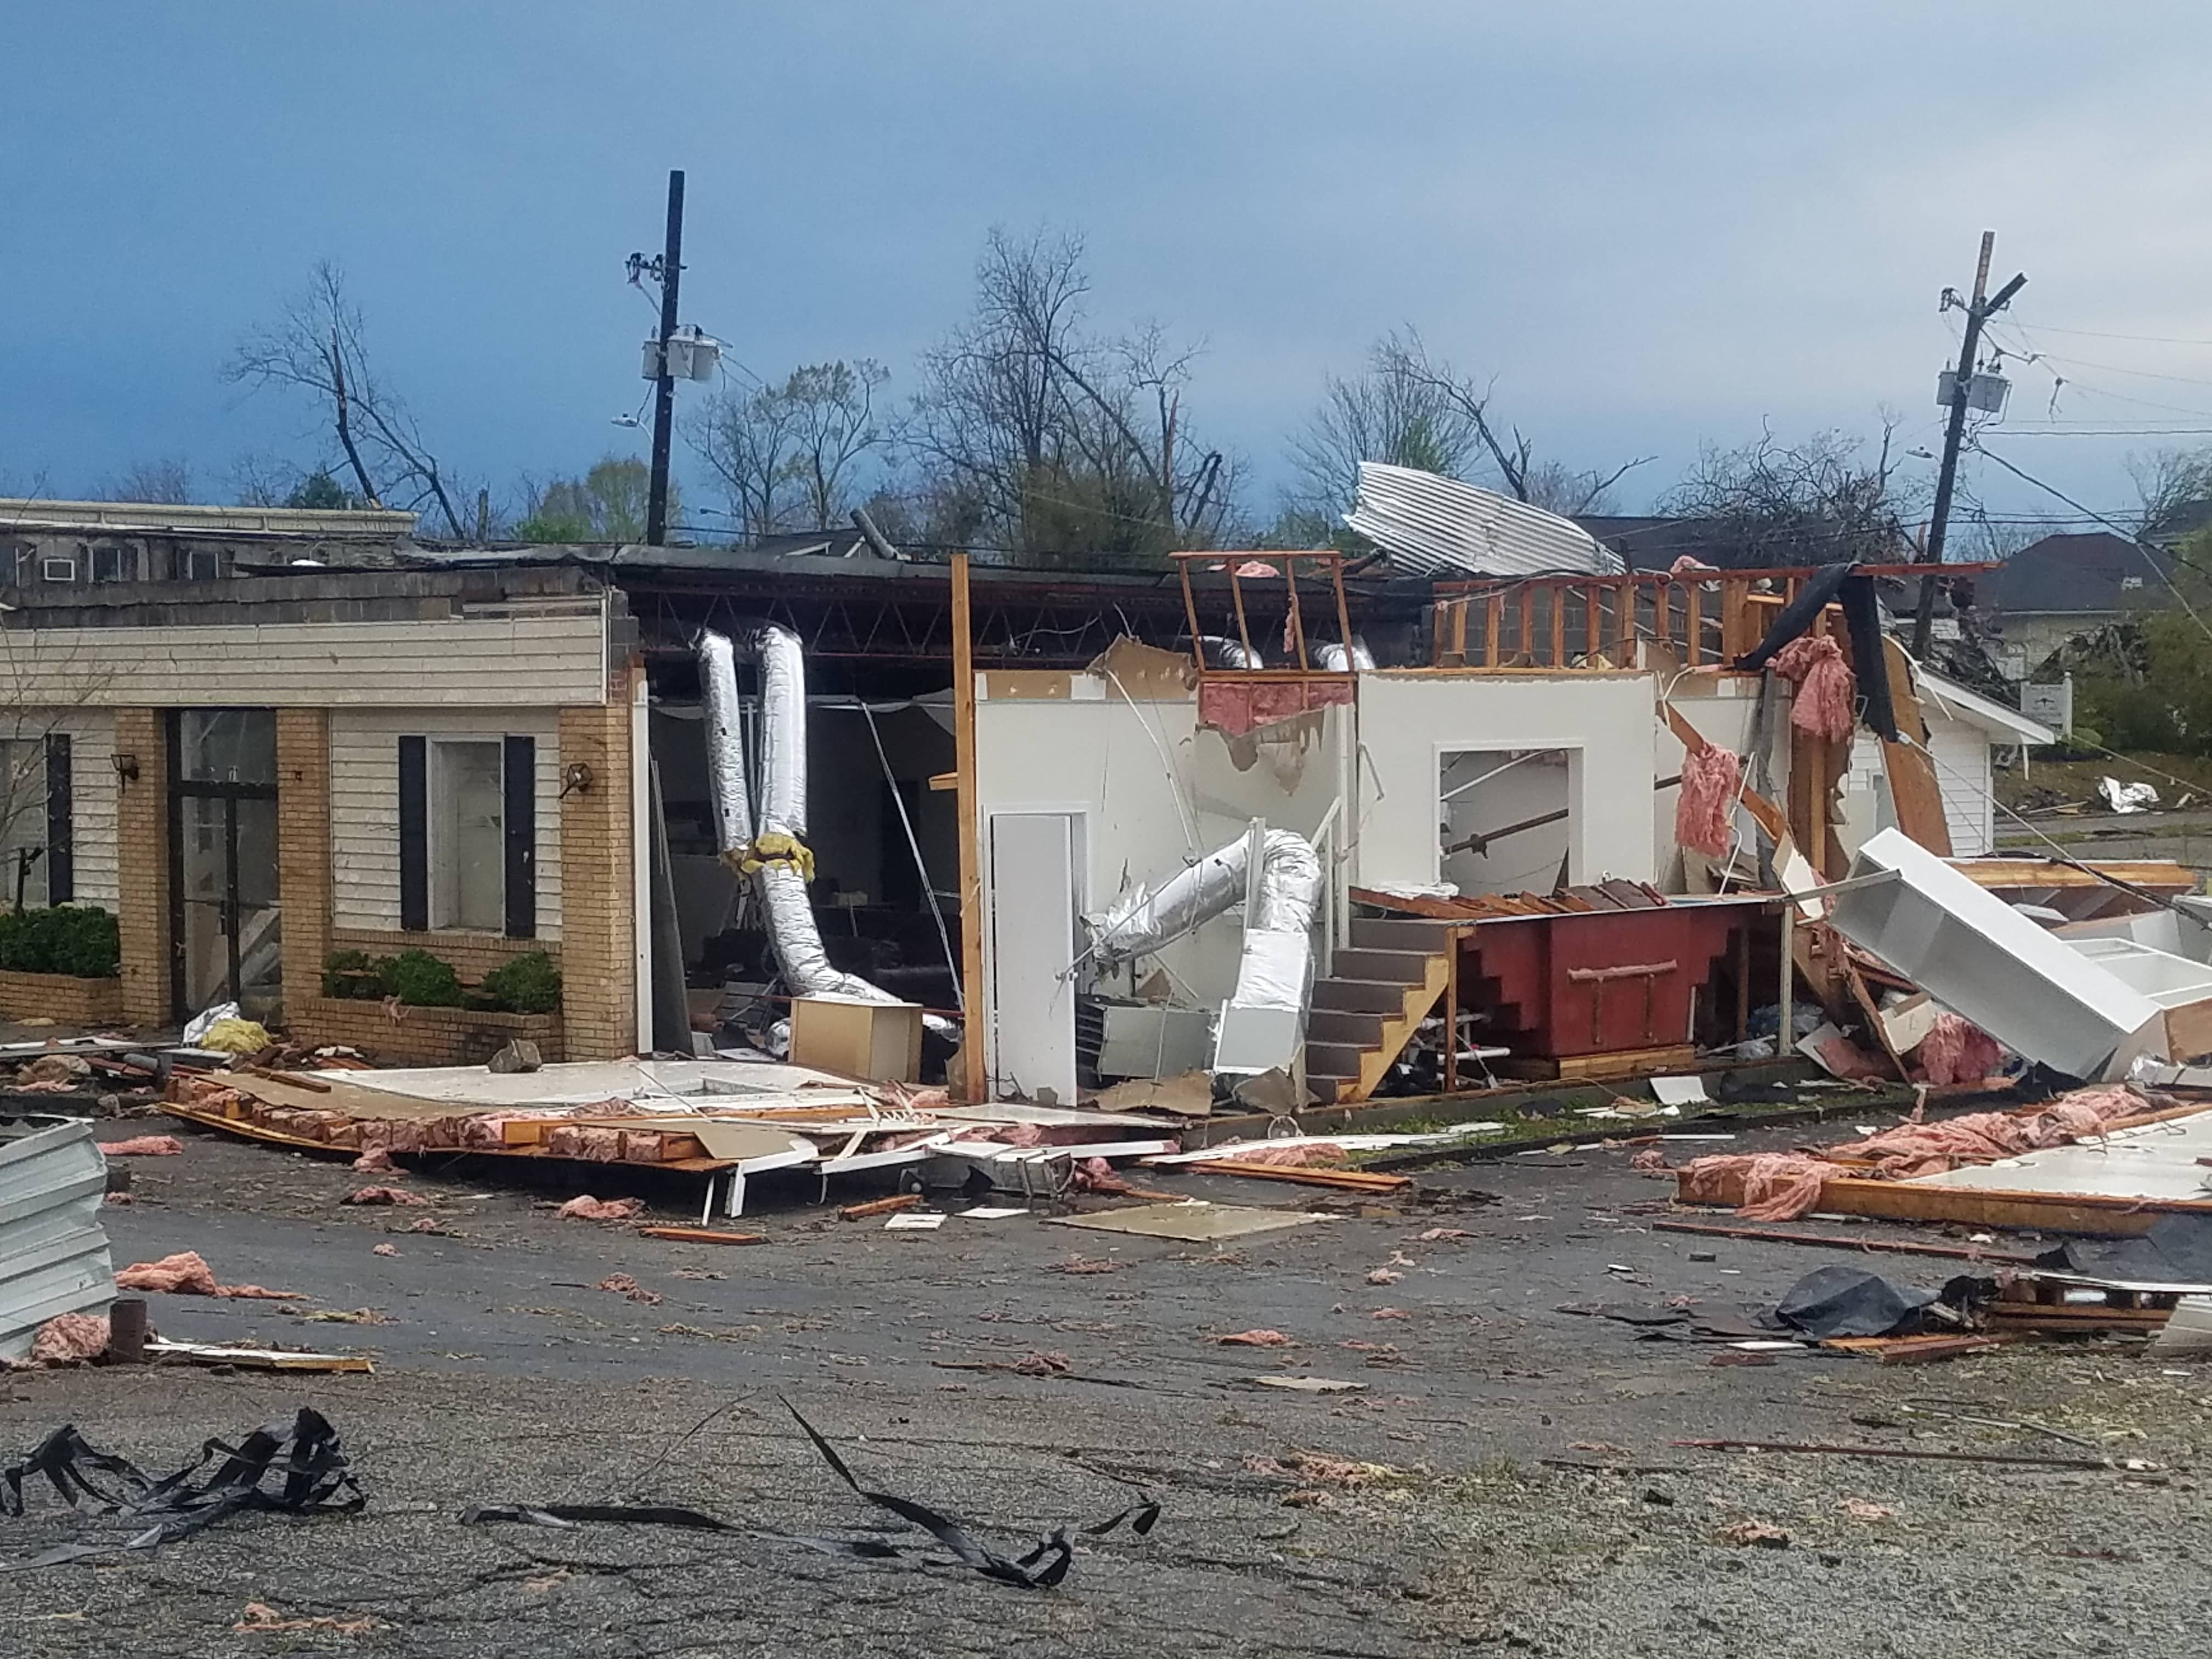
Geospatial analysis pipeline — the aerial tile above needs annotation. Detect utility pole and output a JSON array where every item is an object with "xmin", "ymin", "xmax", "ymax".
[
  {"xmin": 1912, "ymin": 230, "xmax": 2026, "ymax": 654},
  {"xmin": 645, "ymin": 168, "xmax": 685, "ymax": 547}
]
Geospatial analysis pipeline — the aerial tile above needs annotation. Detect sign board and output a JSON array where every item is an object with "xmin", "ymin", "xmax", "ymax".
[{"xmin": 2021, "ymin": 676, "xmax": 2072, "ymax": 736}]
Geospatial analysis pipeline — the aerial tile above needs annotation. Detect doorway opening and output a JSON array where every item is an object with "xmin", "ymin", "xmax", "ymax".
[
  {"xmin": 168, "ymin": 709, "xmax": 281, "ymax": 1022},
  {"xmin": 1438, "ymin": 748, "xmax": 1577, "ymax": 896}
]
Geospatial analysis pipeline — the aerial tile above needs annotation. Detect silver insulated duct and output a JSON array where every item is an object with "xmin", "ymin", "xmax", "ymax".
[
  {"xmin": 1088, "ymin": 827, "xmax": 1324, "ymax": 1071},
  {"xmin": 696, "ymin": 625, "xmax": 908, "ymax": 1008}
]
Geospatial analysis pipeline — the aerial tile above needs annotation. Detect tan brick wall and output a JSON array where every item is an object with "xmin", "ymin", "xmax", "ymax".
[
  {"xmin": 291, "ymin": 995, "xmax": 561, "ymax": 1066},
  {"xmin": 112, "ymin": 708, "xmax": 170, "ymax": 1026},
  {"xmin": 275, "ymin": 709, "xmax": 332, "ymax": 1029},
  {"xmin": 556, "ymin": 667, "xmax": 638, "ymax": 1060},
  {"xmin": 0, "ymin": 969, "xmax": 125, "ymax": 1027}
]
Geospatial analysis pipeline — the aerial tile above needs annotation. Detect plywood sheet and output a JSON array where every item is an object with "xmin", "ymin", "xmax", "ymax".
[
  {"xmin": 1054, "ymin": 1200, "xmax": 1334, "ymax": 1240},
  {"xmin": 1878, "ymin": 636, "xmax": 1953, "ymax": 856}
]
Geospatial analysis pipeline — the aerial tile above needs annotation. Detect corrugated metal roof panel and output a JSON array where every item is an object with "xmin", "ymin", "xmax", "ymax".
[
  {"xmin": 0, "ymin": 1118, "xmax": 115, "ymax": 1361},
  {"xmin": 1344, "ymin": 463, "xmax": 1622, "ymax": 578}
]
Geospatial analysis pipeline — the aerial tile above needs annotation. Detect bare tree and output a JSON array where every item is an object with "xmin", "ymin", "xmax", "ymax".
[
  {"xmin": 1661, "ymin": 421, "xmax": 1922, "ymax": 569},
  {"xmin": 222, "ymin": 262, "xmax": 466, "ymax": 537},
  {"xmin": 902, "ymin": 227, "xmax": 1237, "ymax": 565},
  {"xmin": 1288, "ymin": 329, "xmax": 1648, "ymax": 533},
  {"xmin": 691, "ymin": 360, "xmax": 889, "ymax": 537},
  {"xmin": 2128, "ymin": 446, "xmax": 2212, "ymax": 542},
  {"xmin": 101, "ymin": 459, "xmax": 194, "ymax": 505}
]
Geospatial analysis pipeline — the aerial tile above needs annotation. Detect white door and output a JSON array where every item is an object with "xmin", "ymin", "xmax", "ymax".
[{"xmin": 987, "ymin": 811, "xmax": 1082, "ymax": 1103}]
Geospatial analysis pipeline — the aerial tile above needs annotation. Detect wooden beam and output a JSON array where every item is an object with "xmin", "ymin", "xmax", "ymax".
[{"xmin": 952, "ymin": 552, "xmax": 988, "ymax": 1103}]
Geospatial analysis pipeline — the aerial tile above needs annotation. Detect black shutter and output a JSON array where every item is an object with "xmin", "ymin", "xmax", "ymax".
[
  {"xmin": 43, "ymin": 734, "xmax": 71, "ymax": 904},
  {"xmin": 398, "ymin": 736, "xmax": 427, "ymax": 931},
  {"xmin": 503, "ymin": 735, "xmax": 535, "ymax": 939}
]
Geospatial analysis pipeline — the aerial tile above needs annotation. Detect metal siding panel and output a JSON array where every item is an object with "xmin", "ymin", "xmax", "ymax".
[
  {"xmin": 1343, "ymin": 462, "xmax": 1619, "ymax": 578},
  {"xmin": 0, "ymin": 1119, "xmax": 114, "ymax": 1362}
]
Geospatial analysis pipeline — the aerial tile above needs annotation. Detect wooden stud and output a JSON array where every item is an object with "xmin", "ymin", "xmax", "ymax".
[
  {"xmin": 1685, "ymin": 583, "xmax": 1703, "ymax": 666},
  {"xmin": 1584, "ymin": 586, "xmax": 1601, "ymax": 667},
  {"xmin": 1443, "ymin": 930, "xmax": 1460, "ymax": 1096},
  {"xmin": 1285, "ymin": 564, "xmax": 1310, "ymax": 669},
  {"xmin": 1485, "ymin": 594, "xmax": 1503, "ymax": 667},
  {"xmin": 1228, "ymin": 568, "xmax": 1255, "ymax": 664},
  {"xmin": 1330, "ymin": 557, "xmax": 1355, "ymax": 669},
  {"xmin": 1550, "ymin": 584, "xmax": 1567, "ymax": 667},
  {"xmin": 1654, "ymin": 583, "xmax": 1671, "ymax": 656},
  {"xmin": 951, "ymin": 554, "xmax": 988, "ymax": 1103},
  {"xmin": 1449, "ymin": 597, "xmax": 1468, "ymax": 666},
  {"xmin": 1178, "ymin": 559, "xmax": 1206, "ymax": 673}
]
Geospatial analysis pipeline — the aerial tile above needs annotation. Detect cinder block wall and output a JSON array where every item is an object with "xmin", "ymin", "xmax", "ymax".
[
  {"xmin": 112, "ymin": 708, "xmax": 171, "ymax": 1026},
  {"xmin": 556, "ymin": 667, "xmax": 639, "ymax": 1059}
]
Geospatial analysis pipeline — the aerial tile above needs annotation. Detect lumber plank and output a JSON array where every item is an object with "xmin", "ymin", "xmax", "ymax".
[{"xmin": 637, "ymin": 1226, "xmax": 770, "ymax": 1246}]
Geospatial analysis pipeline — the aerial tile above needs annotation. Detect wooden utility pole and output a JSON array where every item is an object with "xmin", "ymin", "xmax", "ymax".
[
  {"xmin": 644, "ymin": 169, "xmax": 685, "ymax": 546},
  {"xmin": 951, "ymin": 554, "xmax": 988, "ymax": 1102},
  {"xmin": 1912, "ymin": 231, "xmax": 2026, "ymax": 654}
]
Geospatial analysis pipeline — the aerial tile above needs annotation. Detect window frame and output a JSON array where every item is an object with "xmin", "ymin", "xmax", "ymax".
[
  {"xmin": 40, "ymin": 554, "xmax": 77, "ymax": 583},
  {"xmin": 89, "ymin": 543, "xmax": 135, "ymax": 584},
  {"xmin": 425, "ymin": 734, "xmax": 509, "ymax": 934}
]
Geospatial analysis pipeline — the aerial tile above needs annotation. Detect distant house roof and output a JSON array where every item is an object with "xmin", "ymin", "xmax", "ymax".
[
  {"xmin": 1983, "ymin": 532, "xmax": 2171, "ymax": 616},
  {"xmin": 1574, "ymin": 516, "xmax": 1728, "ymax": 572}
]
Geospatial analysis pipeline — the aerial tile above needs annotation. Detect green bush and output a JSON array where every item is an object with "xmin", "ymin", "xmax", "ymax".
[
  {"xmin": 0, "ymin": 906, "xmax": 120, "ymax": 978},
  {"xmin": 481, "ymin": 950, "xmax": 561, "ymax": 1014},
  {"xmin": 387, "ymin": 949, "xmax": 464, "ymax": 1008},
  {"xmin": 321, "ymin": 949, "xmax": 398, "ymax": 1001}
]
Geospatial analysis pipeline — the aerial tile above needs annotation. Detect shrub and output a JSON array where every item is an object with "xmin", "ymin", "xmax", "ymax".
[
  {"xmin": 387, "ymin": 949, "xmax": 464, "ymax": 1008},
  {"xmin": 482, "ymin": 950, "xmax": 561, "ymax": 1014},
  {"xmin": 321, "ymin": 949, "xmax": 397, "ymax": 1001},
  {"xmin": 0, "ymin": 905, "xmax": 120, "ymax": 978}
]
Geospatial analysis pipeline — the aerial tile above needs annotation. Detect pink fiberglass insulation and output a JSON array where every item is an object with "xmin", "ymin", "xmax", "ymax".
[
  {"xmin": 29, "ymin": 1313, "xmax": 111, "ymax": 1365},
  {"xmin": 1771, "ymin": 634, "xmax": 1857, "ymax": 742},
  {"xmin": 1824, "ymin": 1085, "xmax": 2147, "ymax": 1180},
  {"xmin": 1913, "ymin": 1011, "xmax": 2004, "ymax": 1087},
  {"xmin": 1674, "ymin": 742, "xmax": 1741, "ymax": 860},
  {"xmin": 1675, "ymin": 1152, "xmax": 1835, "ymax": 1221}
]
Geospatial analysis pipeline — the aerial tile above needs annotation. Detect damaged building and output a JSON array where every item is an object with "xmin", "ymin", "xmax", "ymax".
[{"xmin": 0, "ymin": 471, "xmax": 2067, "ymax": 1119}]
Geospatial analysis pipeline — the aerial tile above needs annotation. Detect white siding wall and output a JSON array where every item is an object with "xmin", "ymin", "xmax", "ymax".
[
  {"xmin": 1927, "ymin": 716, "xmax": 1996, "ymax": 857},
  {"xmin": 0, "ymin": 606, "xmax": 607, "ymax": 707},
  {"xmin": 329, "ymin": 709, "xmax": 563, "ymax": 939}
]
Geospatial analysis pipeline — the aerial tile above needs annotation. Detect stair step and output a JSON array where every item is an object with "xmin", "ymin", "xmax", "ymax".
[
  {"xmin": 1350, "ymin": 916, "xmax": 1458, "ymax": 952},
  {"xmin": 1328, "ymin": 946, "xmax": 1435, "ymax": 984},
  {"xmin": 1313, "ymin": 978, "xmax": 1420, "ymax": 1014},
  {"xmin": 1304, "ymin": 1073, "xmax": 1356, "ymax": 1105},
  {"xmin": 1305, "ymin": 1040, "xmax": 1368, "ymax": 1076},
  {"xmin": 1307, "ymin": 1008, "xmax": 1385, "ymax": 1046}
]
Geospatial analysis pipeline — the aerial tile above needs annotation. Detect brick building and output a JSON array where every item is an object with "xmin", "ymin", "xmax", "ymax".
[{"xmin": 0, "ymin": 562, "xmax": 645, "ymax": 1062}]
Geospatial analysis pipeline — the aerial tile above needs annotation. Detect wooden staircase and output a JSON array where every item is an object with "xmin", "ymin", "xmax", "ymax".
[{"xmin": 1304, "ymin": 917, "xmax": 1455, "ymax": 1104}]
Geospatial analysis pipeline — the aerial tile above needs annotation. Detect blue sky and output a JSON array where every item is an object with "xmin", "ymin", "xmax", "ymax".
[{"xmin": 7, "ymin": 2, "xmax": 2212, "ymax": 537}]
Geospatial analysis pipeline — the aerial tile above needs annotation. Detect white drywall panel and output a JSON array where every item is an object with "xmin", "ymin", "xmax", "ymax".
[
  {"xmin": 973, "ymin": 690, "xmax": 1343, "ymax": 1014},
  {"xmin": 1355, "ymin": 672, "xmax": 1657, "ymax": 895}
]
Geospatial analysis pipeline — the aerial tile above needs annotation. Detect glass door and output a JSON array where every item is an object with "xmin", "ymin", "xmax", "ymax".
[{"xmin": 168, "ymin": 710, "xmax": 282, "ymax": 1021}]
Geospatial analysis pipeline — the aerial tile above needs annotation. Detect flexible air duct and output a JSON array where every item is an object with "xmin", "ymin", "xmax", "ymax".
[
  {"xmin": 696, "ymin": 625, "xmax": 909, "ymax": 1008},
  {"xmin": 1088, "ymin": 827, "xmax": 1323, "ymax": 1020},
  {"xmin": 1314, "ymin": 637, "xmax": 1376, "ymax": 672}
]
